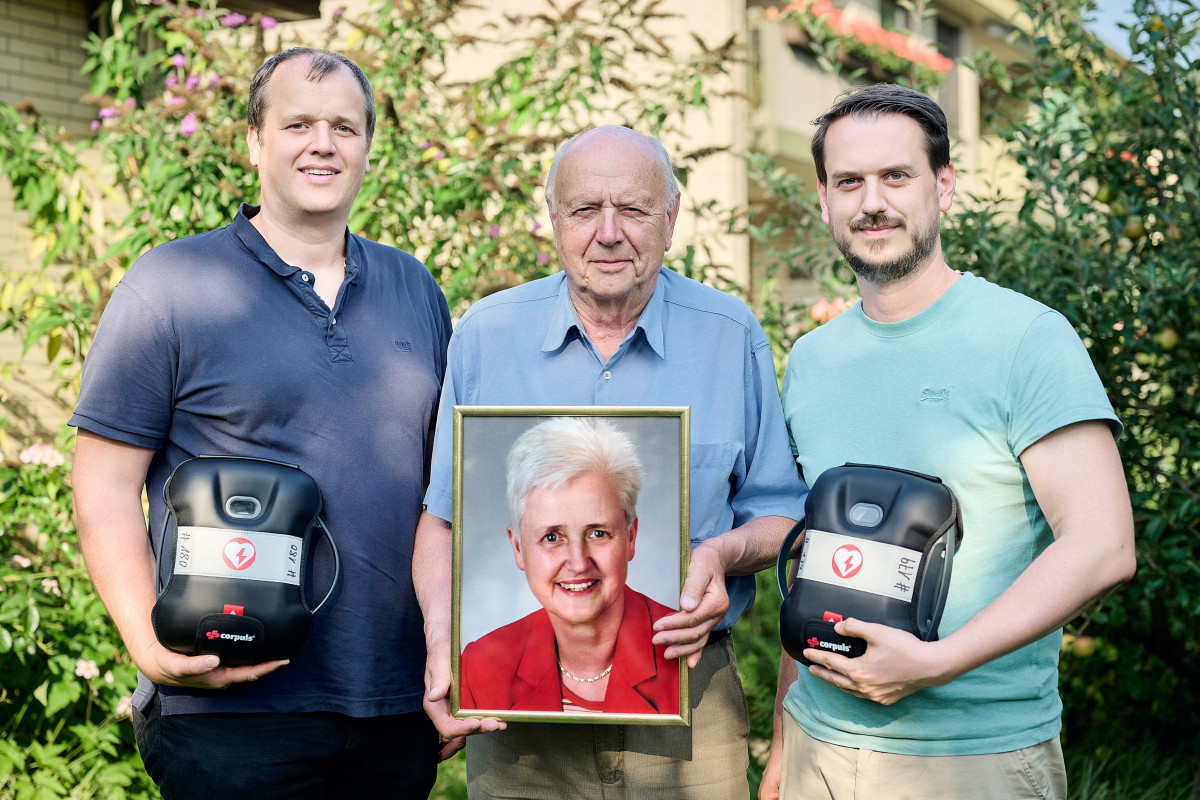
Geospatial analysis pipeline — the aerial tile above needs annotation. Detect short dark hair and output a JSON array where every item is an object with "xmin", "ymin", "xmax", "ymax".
[
  {"xmin": 810, "ymin": 83, "xmax": 949, "ymax": 185},
  {"xmin": 247, "ymin": 47, "xmax": 376, "ymax": 145}
]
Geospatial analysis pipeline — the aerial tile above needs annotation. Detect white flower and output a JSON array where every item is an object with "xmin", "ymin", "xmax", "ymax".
[
  {"xmin": 9, "ymin": 555, "xmax": 32, "ymax": 569},
  {"xmin": 41, "ymin": 578, "xmax": 62, "ymax": 597},
  {"xmin": 75, "ymin": 659, "xmax": 100, "ymax": 680},
  {"xmin": 104, "ymin": 671, "xmax": 114, "ymax": 684},
  {"xmin": 115, "ymin": 695, "xmax": 133, "ymax": 717}
]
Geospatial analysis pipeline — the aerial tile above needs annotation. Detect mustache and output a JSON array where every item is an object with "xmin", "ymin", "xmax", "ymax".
[{"xmin": 852, "ymin": 213, "xmax": 905, "ymax": 231}]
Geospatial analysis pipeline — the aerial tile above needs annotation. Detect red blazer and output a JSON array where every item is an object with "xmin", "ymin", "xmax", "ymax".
[{"xmin": 459, "ymin": 586, "xmax": 680, "ymax": 715}]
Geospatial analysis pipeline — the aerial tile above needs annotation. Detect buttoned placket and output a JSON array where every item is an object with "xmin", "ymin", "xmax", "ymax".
[
  {"xmin": 293, "ymin": 266, "xmax": 356, "ymax": 363},
  {"xmin": 587, "ymin": 336, "xmax": 636, "ymax": 405}
]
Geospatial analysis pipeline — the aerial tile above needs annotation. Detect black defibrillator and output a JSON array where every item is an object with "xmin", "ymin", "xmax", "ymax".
[
  {"xmin": 777, "ymin": 463, "xmax": 962, "ymax": 665},
  {"xmin": 151, "ymin": 456, "xmax": 340, "ymax": 666}
]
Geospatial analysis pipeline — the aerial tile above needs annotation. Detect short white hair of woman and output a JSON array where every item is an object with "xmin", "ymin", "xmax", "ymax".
[{"xmin": 506, "ymin": 417, "xmax": 644, "ymax": 536}]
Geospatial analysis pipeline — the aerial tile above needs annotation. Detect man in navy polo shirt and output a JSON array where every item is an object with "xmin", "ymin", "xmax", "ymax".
[
  {"xmin": 70, "ymin": 48, "xmax": 450, "ymax": 799},
  {"xmin": 413, "ymin": 126, "xmax": 806, "ymax": 798}
]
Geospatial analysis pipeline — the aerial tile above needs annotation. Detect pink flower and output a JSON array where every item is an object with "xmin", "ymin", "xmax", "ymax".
[
  {"xmin": 165, "ymin": 74, "xmax": 178, "ymax": 88},
  {"xmin": 20, "ymin": 443, "xmax": 65, "ymax": 466},
  {"xmin": 168, "ymin": 96, "xmax": 185, "ymax": 105},
  {"xmin": 333, "ymin": 7, "xmax": 345, "ymax": 17},
  {"xmin": 489, "ymin": 225, "xmax": 500, "ymax": 239},
  {"xmin": 98, "ymin": 107, "xmax": 117, "ymax": 119},
  {"xmin": 75, "ymin": 659, "xmax": 100, "ymax": 680},
  {"xmin": 90, "ymin": 120, "xmax": 100, "ymax": 131},
  {"xmin": 261, "ymin": 16, "xmax": 277, "ymax": 28},
  {"xmin": 186, "ymin": 73, "xmax": 200, "ymax": 89},
  {"xmin": 181, "ymin": 113, "xmax": 197, "ymax": 138},
  {"xmin": 537, "ymin": 253, "xmax": 549, "ymax": 265},
  {"xmin": 810, "ymin": 297, "xmax": 849, "ymax": 324},
  {"xmin": 124, "ymin": 97, "xmax": 136, "ymax": 107},
  {"xmin": 210, "ymin": 74, "xmax": 220, "ymax": 88},
  {"xmin": 172, "ymin": 53, "xmax": 186, "ymax": 68},
  {"xmin": 42, "ymin": 578, "xmax": 62, "ymax": 597},
  {"xmin": 220, "ymin": 12, "xmax": 247, "ymax": 27}
]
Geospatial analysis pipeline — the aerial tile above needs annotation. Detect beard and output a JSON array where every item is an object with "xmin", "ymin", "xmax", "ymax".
[{"xmin": 833, "ymin": 212, "xmax": 940, "ymax": 286}]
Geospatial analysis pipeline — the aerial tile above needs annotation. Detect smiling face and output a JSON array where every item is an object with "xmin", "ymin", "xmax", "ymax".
[
  {"xmin": 509, "ymin": 471, "xmax": 637, "ymax": 632},
  {"xmin": 550, "ymin": 131, "xmax": 679, "ymax": 312},
  {"xmin": 246, "ymin": 57, "xmax": 370, "ymax": 227},
  {"xmin": 817, "ymin": 113, "xmax": 955, "ymax": 286}
]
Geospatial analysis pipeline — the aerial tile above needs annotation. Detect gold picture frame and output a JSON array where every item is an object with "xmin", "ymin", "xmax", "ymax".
[{"xmin": 451, "ymin": 406, "xmax": 690, "ymax": 725}]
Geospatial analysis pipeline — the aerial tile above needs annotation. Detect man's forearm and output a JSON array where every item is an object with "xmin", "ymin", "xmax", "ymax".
[
  {"xmin": 72, "ymin": 433, "xmax": 160, "ymax": 670},
  {"xmin": 701, "ymin": 515, "xmax": 797, "ymax": 577},
  {"xmin": 412, "ymin": 511, "xmax": 453, "ymax": 645}
]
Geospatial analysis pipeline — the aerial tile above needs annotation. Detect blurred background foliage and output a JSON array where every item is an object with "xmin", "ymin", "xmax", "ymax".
[{"xmin": 0, "ymin": 0, "xmax": 1196, "ymax": 797}]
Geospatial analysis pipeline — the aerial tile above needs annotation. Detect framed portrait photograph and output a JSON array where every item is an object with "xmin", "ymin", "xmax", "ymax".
[{"xmin": 451, "ymin": 406, "xmax": 690, "ymax": 725}]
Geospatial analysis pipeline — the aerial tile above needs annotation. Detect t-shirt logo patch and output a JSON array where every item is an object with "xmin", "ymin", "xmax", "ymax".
[
  {"xmin": 920, "ymin": 388, "xmax": 950, "ymax": 404},
  {"xmin": 394, "ymin": 340, "xmax": 412, "ymax": 352},
  {"xmin": 831, "ymin": 544, "xmax": 863, "ymax": 579},
  {"xmin": 222, "ymin": 538, "xmax": 256, "ymax": 570}
]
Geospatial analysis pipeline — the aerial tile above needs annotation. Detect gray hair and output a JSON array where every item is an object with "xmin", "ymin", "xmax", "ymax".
[
  {"xmin": 248, "ymin": 47, "xmax": 376, "ymax": 146},
  {"xmin": 506, "ymin": 417, "xmax": 644, "ymax": 536},
  {"xmin": 544, "ymin": 126, "xmax": 680, "ymax": 215}
]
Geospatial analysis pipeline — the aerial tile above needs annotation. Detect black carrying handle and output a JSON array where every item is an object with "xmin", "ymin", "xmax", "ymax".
[
  {"xmin": 775, "ymin": 515, "xmax": 807, "ymax": 600},
  {"xmin": 154, "ymin": 505, "xmax": 342, "ymax": 614}
]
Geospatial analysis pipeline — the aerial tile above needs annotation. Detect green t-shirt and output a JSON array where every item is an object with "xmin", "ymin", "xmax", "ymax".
[{"xmin": 780, "ymin": 271, "xmax": 1119, "ymax": 755}]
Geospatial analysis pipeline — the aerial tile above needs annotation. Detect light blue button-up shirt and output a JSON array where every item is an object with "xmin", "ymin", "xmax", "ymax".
[{"xmin": 424, "ymin": 267, "xmax": 806, "ymax": 627}]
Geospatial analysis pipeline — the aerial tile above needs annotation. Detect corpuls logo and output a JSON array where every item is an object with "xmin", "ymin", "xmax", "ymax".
[{"xmin": 206, "ymin": 629, "xmax": 256, "ymax": 642}]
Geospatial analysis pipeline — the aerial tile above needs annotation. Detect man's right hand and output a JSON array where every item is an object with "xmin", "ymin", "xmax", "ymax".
[
  {"xmin": 137, "ymin": 640, "xmax": 289, "ymax": 689},
  {"xmin": 422, "ymin": 641, "xmax": 505, "ymax": 762}
]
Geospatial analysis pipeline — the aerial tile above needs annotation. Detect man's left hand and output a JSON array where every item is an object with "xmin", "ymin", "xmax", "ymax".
[
  {"xmin": 652, "ymin": 541, "xmax": 729, "ymax": 667},
  {"xmin": 803, "ymin": 617, "xmax": 953, "ymax": 705}
]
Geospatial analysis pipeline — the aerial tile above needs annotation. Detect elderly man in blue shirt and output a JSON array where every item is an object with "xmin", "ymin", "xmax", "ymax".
[{"xmin": 413, "ymin": 125, "xmax": 806, "ymax": 799}]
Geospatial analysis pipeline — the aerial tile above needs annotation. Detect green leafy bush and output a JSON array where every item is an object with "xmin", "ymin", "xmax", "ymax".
[{"xmin": 0, "ymin": 440, "xmax": 154, "ymax": 799}]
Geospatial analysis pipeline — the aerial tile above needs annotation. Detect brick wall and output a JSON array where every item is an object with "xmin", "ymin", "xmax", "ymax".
[{"xmin": 0, "ymin": 0, "xmax": 92, "ymax": 136}]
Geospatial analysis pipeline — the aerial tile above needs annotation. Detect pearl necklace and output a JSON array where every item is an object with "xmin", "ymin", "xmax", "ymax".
[{"xmin": 559, "ymin": 662, "xmax": 613, "ymax": 683}]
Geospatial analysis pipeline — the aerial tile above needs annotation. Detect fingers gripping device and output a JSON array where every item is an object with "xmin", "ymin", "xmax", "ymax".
[
  {"xmin": 151, "ymin": 456, "xmax": 341, "ymax": 666},
  {"xmin": 776, "ymin": 464, "xmax": 962, "ymax": 666}
]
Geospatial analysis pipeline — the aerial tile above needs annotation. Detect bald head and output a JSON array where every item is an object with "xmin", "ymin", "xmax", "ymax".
[{"xmin": 545, "ymin": 126, "xmax": 680, "ymax": 215}]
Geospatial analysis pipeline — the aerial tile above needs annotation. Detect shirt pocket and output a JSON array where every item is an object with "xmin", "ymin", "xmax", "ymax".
[
  {"xmin": 691, "ymin": 441, "xmax": 734, "ymax": 471},
  {"xmin": 688, "ymin": 442, "xmax": 736, "ymax": 544}
]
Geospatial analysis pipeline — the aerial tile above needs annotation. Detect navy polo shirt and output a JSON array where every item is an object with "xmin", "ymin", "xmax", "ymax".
[{"xmin": 71, "ymin": 204, "xmax": 451, "ymax": 717}]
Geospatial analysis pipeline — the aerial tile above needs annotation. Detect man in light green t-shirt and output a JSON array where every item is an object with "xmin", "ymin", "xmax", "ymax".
[{"xmin": 761, "ymin": 84, "xmax": 1136, "ymax": 800}]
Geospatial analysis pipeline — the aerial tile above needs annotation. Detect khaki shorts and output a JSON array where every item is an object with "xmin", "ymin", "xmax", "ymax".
[
  {"xmin": 465, "ymin": 632, "xmax": 750, "ymax": 800},
  {"xmin": 780, "ymin": 713, "xmax": 1067, "ymax": 800}
]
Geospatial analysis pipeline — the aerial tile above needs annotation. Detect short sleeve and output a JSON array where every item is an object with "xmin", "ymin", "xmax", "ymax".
[
  {"xmin": 69, "ymin": 280, "xmax": 177, "ymax": 449},
  {"xmin": 1006, "ymin": 310, "xmax": 1120, "ymax": 454}
]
